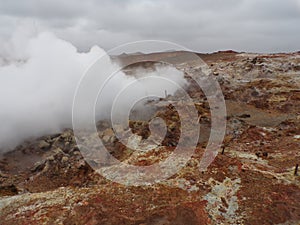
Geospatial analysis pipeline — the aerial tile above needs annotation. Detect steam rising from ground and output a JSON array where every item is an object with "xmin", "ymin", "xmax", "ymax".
[{"xmin": 0, "ymin": 29, "xmax": 187, "ymax": 151}]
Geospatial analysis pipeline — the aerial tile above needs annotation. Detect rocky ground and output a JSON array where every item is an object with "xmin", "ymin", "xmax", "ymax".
[{"xmin": 0, "ymin": 51, "xmax": 299, "ymax": 224}]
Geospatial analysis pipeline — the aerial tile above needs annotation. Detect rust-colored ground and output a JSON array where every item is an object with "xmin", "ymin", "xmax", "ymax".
[{"xmin": 0, "ymin": 51, "xmax": 299, "ymax": 224}]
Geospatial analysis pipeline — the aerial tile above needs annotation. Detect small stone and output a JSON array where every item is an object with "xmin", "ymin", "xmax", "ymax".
[
  {"xmin": 103, "ymin": 128, "xmax": 114, "ymax": 137},
  {"xmin": 47, "ymin": 155, "xmax": 55, "ymax": 161},
  {"xmin": 53, "ymin": 148, "xmax": 63, "ymax": 154},
  {"xmin": 38, "ymin": 140, "xmax": 50, "ymax": 149},
  {"xmin": 102, "ymin": 135, "xmax": 111, "ymax": 143},
  {"xmin": 61, "ymin": 156, "xmax": 69, "ymax": 163},
  {"xmin": 31, "ymin": 161, "xmax": 43, "ymax": 172},
  {"xmin": 61, "ymin": 131, "xmax": 72, "ymax": 139}
]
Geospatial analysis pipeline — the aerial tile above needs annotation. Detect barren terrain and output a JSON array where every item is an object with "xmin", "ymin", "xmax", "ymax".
[{"xmin": 0, "ymin": 51, "xmax": 299, "ymax": 224}]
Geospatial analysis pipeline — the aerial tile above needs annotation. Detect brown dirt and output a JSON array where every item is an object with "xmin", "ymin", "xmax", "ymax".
[{"xmin": 0, "ymin": 51, "xmax": 299, "ymax": 225}]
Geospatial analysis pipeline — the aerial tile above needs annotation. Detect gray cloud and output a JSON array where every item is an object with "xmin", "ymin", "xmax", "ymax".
[{"xmin": 0, "ymin": 0, "xmax": 300, "ymax": 53}]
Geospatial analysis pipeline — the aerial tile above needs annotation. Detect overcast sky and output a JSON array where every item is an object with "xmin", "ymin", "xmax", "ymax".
[{"xmin": 0, "ymin": 0, "xmax": 300, "ymax": 53}]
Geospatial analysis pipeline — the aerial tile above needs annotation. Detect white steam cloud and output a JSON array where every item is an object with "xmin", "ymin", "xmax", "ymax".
[{"xmin": 0, "ymin": 29, "xmax": 187, "ymax": 151}]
